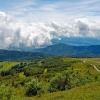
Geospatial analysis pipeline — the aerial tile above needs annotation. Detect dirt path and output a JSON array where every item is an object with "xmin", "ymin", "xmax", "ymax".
[
  {"xmin": 82, "ymin": 60, "xmax": 100, "ymax": 72},
  {"xmin": 90, "ymin": 64, "xmax": 100, "ymax": 72}
]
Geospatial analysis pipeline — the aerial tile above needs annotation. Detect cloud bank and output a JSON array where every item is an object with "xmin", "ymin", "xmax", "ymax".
[{"xmin": 0, "ymin": 11, "xmax": 100, "ymax": 49}]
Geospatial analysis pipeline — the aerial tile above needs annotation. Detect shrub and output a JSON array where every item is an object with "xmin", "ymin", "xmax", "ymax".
[
  {"xmin": 0, "ymin": 85, "xmax": 14, "ymax": 100},
  {"xmin": 48, "ymin": 73, "xmax": 71, "ymax": 92},
  {"xmin": 24, "ymin": 67, "xmax": 43, "ymax": 77},
  {"xmin": 25, "ymin": 79, "xmax": 42, "ymax": 96},
  {"xmin": 0, "ymin": 70, "xmax": 10, "ymax": 76}
]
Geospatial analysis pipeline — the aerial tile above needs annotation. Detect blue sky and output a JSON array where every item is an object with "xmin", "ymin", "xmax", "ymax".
[
  {"xmin": 0, "ymin": 0, "xmax": 100, "ymax": 49},
  {"xmin": 0, "ymin": 0, "xmax": 100, "ymax": 22}
]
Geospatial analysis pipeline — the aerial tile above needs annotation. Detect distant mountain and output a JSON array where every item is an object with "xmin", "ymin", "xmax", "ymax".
[
  {"xmin": 1, "ymin": 43, "xmax": 100, "ymax": 60},
  {"xmin": 37, "ymin": 43, "xmax": 100, "ymax": 57},
  {"xmin": 0, "ymin": 50, "xmax": 45, "ymax": 61}
]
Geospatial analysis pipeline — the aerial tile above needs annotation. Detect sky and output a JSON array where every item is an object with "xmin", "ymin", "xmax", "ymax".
[{"xmin": 0, "ymin": 0, "xmax": 100, "ymax": 49}]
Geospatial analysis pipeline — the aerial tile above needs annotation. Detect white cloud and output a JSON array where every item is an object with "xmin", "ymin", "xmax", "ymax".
[
  {"xmin": 0, "ymin": 11, "xmax": 100, "ymax": 49},
  {"xmin": 5, "ymin": 0, "xmax": 100, "ymax": 23}
]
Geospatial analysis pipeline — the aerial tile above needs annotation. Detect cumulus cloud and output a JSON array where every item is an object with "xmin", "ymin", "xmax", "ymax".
[{"xmin": 0, "ymin": 11, "xmax": 100, "ymax": 49}]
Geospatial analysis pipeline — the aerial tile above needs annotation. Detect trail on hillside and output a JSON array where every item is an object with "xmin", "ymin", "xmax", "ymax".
[
  {"xmin": 92, "ymin": 64, "xmax": 100, "ymax": 72},
  {"xmin": 82, "ymin": 60, "xmax": 100, "ymax": 72}
]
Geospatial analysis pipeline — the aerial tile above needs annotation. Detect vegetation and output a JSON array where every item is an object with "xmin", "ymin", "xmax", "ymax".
[
  {"xmin": 0, "ymin": 57, "xmax": 100, "ymax": 100},
  {"xmin": 25, "ymin": 79, "xmax": 42, "ymax": 96},
  {"xmin": 48, "ymin": 73, "xmax": 71, "ymax": 92}
]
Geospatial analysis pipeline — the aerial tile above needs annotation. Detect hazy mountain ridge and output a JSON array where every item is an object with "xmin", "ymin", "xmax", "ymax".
[
  {"xmin": 1, "ymin": 43, "xmax": 100, "ymax": 60},
  {"xmin": 0, "ymin": 50, "xmax": 45, "ymax": 60},
  {"xmin": 37, "ymin": 43, "xmax": 100, "ymax": 57}
]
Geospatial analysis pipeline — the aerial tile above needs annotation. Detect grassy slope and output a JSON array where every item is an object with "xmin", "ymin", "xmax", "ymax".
[
  {"xmin": 0, "ymin": 61, "xmax": 19, "ymax": 72},
  {"xmin": 15, "ymin": 82, "xmax": 100, "ymax": 100},
  {"xmin": 0, "ymin": 58, "xmax": 100, "ymax": 100}
]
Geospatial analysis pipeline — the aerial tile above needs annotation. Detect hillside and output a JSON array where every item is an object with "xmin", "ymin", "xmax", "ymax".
[
  {"xmin": 37, "ymin": 43, "xmax": 100, "ymax": 57},
  {"xmin": 0, "ymin": 50, "xmax": 45, "ymax": 60},
  {"xmin": 0, "ymin": 57, "xmax": 100, "ymax": 100},
  {"xmin": 27, "ymin": 82, "xmax": 100, "ymax": 100}
]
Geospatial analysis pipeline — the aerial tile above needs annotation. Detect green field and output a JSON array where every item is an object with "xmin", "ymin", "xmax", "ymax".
[
  {"xmin": 25, "ymin": 82, "xmax": 100, "ymax": 100},
  {"xmin": 0, "ymin": 57, "xmax": 100, "ymax": 100}
]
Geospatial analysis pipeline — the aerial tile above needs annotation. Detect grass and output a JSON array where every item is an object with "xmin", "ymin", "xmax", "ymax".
[
  {"xmin": 0, "ymin": 57, "xmax": 100, "ymax": 100},
  {"xmin": 0, "ymin": 61, "xmax": 19, "ymax": 72},
  {"xmin": 14, "ymin": 82, "xmax": 100, "ymax": 100}
]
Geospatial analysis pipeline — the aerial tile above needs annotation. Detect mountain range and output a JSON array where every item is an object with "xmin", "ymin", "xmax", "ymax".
[
  {"xmin": 0, "ymin": 50, "xmax": 45, "ymax": 60},
  {"xmin": 1, "ymin": 43, "xmax": 100, "ymax": 60},
  {"xmin": 37, "ymin": 43, "xmax": 100, "ymax": 57}
]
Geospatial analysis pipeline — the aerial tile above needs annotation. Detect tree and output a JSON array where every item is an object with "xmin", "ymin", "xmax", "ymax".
[
  {"xmin": 48, "ymin": 73, "xmax": 71, "ymax": 92},
  {"xmin": 25, "ymin": 79, "xmax": 42, "ymax": 96}
]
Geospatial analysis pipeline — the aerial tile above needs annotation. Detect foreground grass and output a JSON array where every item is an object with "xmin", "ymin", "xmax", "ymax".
[{"xmin": 14, "ymin": 82, "xmax": 100, "ymax": 100}]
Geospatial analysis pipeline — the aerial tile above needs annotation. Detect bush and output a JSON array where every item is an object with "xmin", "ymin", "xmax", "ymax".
[
  {"xmin": 0, "ymin": 70, "xmax": 10, "ymax": 76},
  {"xmin": 48, "ymin": 73, "xmax": 71, "ymax": 92},
  {"xmin": 0, "ymin": 85, "xmax": 14, "ymax": 100},
  {"xmin": 25, "ymin": 79, "xmax": 42, "ymax": 96}
]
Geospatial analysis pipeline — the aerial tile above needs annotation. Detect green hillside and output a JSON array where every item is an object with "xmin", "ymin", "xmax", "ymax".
[
  {"xmin": 26, "ymin": 82, "xmax": 100, "ymax": 100},
  {"xmin": 0, "ymin": 57, "xmax": 100, "ymax": 100}
]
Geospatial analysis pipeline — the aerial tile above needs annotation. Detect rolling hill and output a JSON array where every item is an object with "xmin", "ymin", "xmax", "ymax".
[
  {"xmin": 37, "ymin": 43, "xmax": 100, "ymax": 57},
  {"xmin": 0, "ymin": 50, "xmax": 45, "ymax": 60}
]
